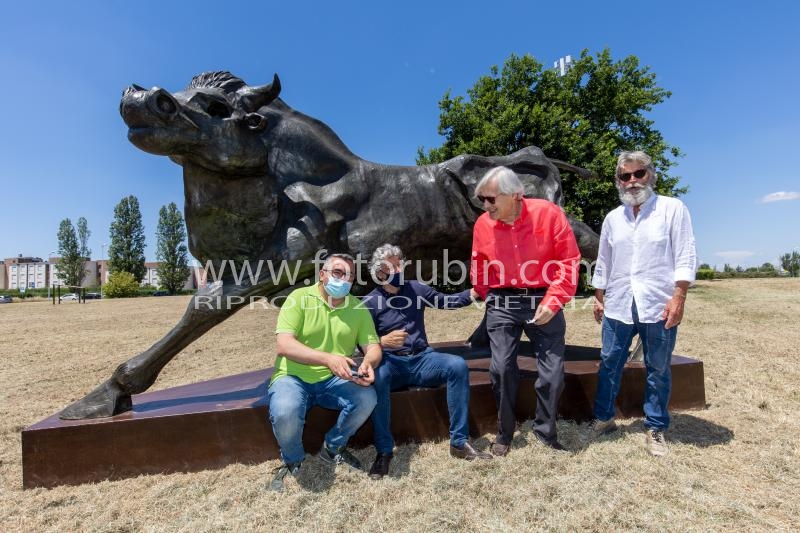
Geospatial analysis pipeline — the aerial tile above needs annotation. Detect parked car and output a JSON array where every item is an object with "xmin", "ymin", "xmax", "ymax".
[
  {"xmin": 152, "ymin": 290, "xmax": 169, "ymax": 296},
  {"xmin": 0, "ymin": 295, "xmax": 12, "ymax": 304},
  {"xmin": 59, "ymin": 293, "xmax": 80, "ymax": 301},
  {"xmin": 85, "ymin": 292, "xmax": 102, "ymax": 299}
]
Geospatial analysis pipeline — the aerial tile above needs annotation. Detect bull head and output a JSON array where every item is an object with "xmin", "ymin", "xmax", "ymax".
[{"xmin": 119, "ymin": 72, "xmax": 281, "ymax": 174}]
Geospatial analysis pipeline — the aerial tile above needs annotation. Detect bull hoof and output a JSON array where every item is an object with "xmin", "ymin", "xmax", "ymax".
[{"xmin": 59, "ymin": 378, "xmax": 133, "ymax": 419}]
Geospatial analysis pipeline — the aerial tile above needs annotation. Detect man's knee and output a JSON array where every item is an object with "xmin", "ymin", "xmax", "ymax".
[
  {"xmin": 350, "ymin": 385, "xmax": 378, "ymax": 412},
  {"xmin": 445, "ymin": 356, "xmax": 469, "ymax": 380},
  {"xmin": 269, "ymin": 395, "xmax": 304, "ymax": 429}
]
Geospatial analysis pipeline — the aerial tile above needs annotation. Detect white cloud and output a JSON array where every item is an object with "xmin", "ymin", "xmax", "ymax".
[
  {"xmin": 715, "ymin": 250, "xmax": 756, "ymax": 263},
  {"xmin": 759, "ymin": 191, "xmax": 800, "ymax": 203}
]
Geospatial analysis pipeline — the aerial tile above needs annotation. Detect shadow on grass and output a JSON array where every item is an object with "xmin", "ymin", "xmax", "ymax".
[
  {"xmin": 565, "ymin": 413, "xmax": 734, "ymax": 453},
  {"xmin": 667, "ymin": 413, "xmax": 734, "ymax": 447}
]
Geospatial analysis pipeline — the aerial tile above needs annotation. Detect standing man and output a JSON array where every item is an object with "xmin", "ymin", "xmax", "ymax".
[
  {"xmin": 362, "ymin": 244, "xmax": 492, "ymax": 481},
  {"xmin": 268, "ymin": 253, "xmax": 382, "ymax": 491},
  {"xmin": 589, "ymin": 151, "xmax": 696, "ymax": 456},
  {"xmin": 471, "ymin": 167, "xmax": 581, "ymax": 455}
]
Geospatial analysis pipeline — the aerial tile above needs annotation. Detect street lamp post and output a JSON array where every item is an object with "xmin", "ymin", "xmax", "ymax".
[
  {"xmin": 47, "ymin": 250, "xmax": 55, "ymax": 300},
  {"xmin": 100, "ymin": 243, "xmax": 107, "ymax": 298}
]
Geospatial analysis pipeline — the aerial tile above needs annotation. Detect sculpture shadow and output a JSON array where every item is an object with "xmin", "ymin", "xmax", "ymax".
[{"xmin": 133, "ymin": 384, "xmax": 266, "ymax": 413}]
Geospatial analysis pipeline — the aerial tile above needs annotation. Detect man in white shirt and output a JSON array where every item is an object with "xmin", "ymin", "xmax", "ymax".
[{"xmin": 589, "ymin": 151, "xmax": 697, "ymax": 456}]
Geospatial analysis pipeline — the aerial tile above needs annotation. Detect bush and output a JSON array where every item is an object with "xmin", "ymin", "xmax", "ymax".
[
  {"xmin": 696, "ymin": 269, "xmax": 715, "ymax": 280},
  {"xmin": 104, "ymin": 272, "xmax": 140, "ymax": 298}
]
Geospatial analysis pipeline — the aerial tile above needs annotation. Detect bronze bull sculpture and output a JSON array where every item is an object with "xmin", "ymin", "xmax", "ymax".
[{"xmin": 60, "ymin": 71, "xmax": 599, "ymax": 419}]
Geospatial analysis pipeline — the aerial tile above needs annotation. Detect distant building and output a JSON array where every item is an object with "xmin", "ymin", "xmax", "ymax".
[
  {"xmin": 4, "ymin": 256, "xmax": 48, "ymax": 290},
  {"xmin": 49, "ymin": 257, "xmax": 96, "ymax": 288},
  {"xmin": 2, "ymin": 255, "xmax": 197, "ymax": 291},
  {"xmin": 142, "ymin": 262, "xmax": 196, "ymax": 290}
]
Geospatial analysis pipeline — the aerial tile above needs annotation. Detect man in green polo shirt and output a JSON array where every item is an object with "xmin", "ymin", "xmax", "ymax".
[{"xmin": 268, "ymin": 253, "xmax": 382, "ymax": 491}]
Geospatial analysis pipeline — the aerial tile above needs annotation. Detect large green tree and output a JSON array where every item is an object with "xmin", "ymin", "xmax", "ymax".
[
  {"xmin": 56, "ymin": 218, "xmax": 86, "ymax": 287},
  {"xmin": 77, "ymin": 216, "xmax": 91, "ymax": 259},
  {"xmin": 109, "ymin": 195, "xmax": 146, "ymax": 282},
  {"xmin": 417, "ymin": 48, "xmax": 686, "ymax": 232},
  {"xmin": 155, "ymin": 202, "xmax": 190, "ymax": 294}
]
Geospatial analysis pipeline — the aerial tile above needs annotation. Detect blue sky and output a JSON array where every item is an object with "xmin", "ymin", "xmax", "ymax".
[{"xmin": 1, "ymin": 1, "xmax": 798, "ymax": 268}]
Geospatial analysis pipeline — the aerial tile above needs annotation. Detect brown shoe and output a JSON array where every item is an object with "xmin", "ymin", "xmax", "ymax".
[
  {"xmin": 490, "ymin": 441, "xmax": 510, "ymax": 457},
  {"xmin": 450, "ymin": 441, "xmax": 493, "ymax": 461}
]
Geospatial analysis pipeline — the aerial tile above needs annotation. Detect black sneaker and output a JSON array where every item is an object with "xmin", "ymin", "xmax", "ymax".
[
  {"xmin": 270, "ymin": 462, "xmax": 301, "ymax": 492},
  {"xmin": 319, "ymin": 444, "xmax": 363, "ymax": 471}
]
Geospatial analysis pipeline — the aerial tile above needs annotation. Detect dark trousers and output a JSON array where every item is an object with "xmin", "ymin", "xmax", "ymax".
[{"xmin": 486, "ymin": 293, "xmax": 566, "ymax": 445}]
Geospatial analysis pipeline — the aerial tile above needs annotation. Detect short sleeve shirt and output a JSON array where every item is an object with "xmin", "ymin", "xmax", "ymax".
[{"xmin": 272, "ymin": 285, "xmax": 379, "ymax": 384}]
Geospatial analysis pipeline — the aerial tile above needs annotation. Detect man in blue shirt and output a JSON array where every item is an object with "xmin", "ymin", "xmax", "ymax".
[{"xmin": 362, "ymin": 244, "xmax": 492, "ymax": 480}]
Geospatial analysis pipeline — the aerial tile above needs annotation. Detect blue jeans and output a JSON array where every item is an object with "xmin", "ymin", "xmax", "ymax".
[
  {"xmin": 594, "ymin": 302, "xmax": 677, "ymax": 430},
  {"xmin": 267, "ymin": 375, "xmax": 377, "ymax": 465},
  {"xmin": 371, "ymin": 348, "xmax": 470, "ymax": 453}
]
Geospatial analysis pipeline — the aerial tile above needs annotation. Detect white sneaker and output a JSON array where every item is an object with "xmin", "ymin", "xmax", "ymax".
[
  {"xmin": 645, "ymin": 429, "xmax": 669, "ymax": 456},
  {"xmin": 588, "ymin": 417, "xmax": 617, "ymax": 437}
]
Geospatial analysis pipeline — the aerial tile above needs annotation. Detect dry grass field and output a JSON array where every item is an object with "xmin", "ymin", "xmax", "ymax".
[{"xmin": 1, "ymin": 278, "xmax": 799, "ymax": 531}]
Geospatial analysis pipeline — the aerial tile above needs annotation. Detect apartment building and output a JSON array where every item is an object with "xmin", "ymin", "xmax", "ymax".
[{"xmin": 4, "ymin": 256, "xmax": 49, "ymax": 290}]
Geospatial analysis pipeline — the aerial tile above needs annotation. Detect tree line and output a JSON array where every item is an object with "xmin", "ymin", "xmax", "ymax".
[{"xmin": 55, "ymin": 197, "xmax": 190, "ymax": 296}]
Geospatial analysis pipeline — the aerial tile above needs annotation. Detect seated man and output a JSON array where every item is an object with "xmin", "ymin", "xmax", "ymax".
[
  {"xmin": 362, "ymin": 244, "xmax": 492, "ymax": 480},
  {"xmin": 268, "ymin": 253, "xmax": 382, "ymax": 491}
]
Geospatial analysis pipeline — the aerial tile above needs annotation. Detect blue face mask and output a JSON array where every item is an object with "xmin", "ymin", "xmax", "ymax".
[
  {"xmin": 324, "ymin": 277, "xmax": 352, "ymax": 298},
  {"xmin": 386, "ymin": 272, "xmax": 404, "ymax": 288}
]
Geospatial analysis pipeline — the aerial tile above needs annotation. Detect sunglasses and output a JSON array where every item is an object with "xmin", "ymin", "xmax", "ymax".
[
  {"xmin": 617, "ymin": 169, "xmax": 648, "ymax": 182},
  {"xmin": 476, "ymin": 195, "xmax": 498, "ymax": 205}
]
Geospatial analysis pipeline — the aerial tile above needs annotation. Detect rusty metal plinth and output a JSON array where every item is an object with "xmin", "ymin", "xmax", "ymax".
[{"xmin": 22, "ymin": 344, "xmax": 704, "ymax": 488}]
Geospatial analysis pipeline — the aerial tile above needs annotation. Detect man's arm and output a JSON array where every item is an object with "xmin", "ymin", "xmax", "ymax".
[
  {"xmin": 590, "ymin": 218, "xmax": 612, "ymax": 324},
  {"xmin": 593, "ymin": 288, "xmax": 605, "ymax": 324},
  {"xmin": 470, "ymin": 223, "xmax": 490, "ymax": 300},
  {"xmin": 276, "ymin": 333, "xmax": 355, "ymax": 380},
  {"xmin": 352, "ymin": 343, "xmax": 383, "ymax": 386},
  {"xmin": 662, "ymin": 203, "xmax": 696, "ymax": 329},
  {"xmin": 662, "ymin": 280, "xmax": 689, "ymax": 329},
  {"xmin": 534, "ymin": 208, "xmax": 581, "ymax": 324}
]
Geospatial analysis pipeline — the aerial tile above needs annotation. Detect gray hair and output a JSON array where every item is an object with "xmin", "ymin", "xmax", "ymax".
[
  {"xmin": 323, "ymin": 253, "xmax": 355, "ymax": 269},
  {"xmin": 475, "ymin": 166, "xmax": 524, "ymax": 197},
  {"xmin": 369, "ymin": 244, "xmax": 404, "ymax": 275},
  {"xmin": 616, "ymin": 151, "xmax": 656, "ymax": 182}
]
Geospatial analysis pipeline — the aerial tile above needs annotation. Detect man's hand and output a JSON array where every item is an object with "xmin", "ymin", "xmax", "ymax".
[
  {"xmin": 532, "ymin": 305, "xmax": 555, "ymax": 326},
  {"xmin": 469, "ymin": 288, "xmax": 480, "ymax": 301},
  {"xmin": 593, "ymin": 299, "xmax": 604, "ymax": 324},
  {"xmin": 351, "ymin": 360, "xmax": 375, "ymax": 386},
  {"xmin": 662, "ymin": 296, "xmax": 685, "ymax": 329},
  {"xmin": 381, "ymin": 329, "xmax": 408, "ymax": 349},
  {"xmin": 325, "ymin": 354, "xmax": 357, "ymax": 380}
]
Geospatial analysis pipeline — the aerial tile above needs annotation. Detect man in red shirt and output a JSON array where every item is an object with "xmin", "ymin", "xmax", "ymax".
[{"xmin": 471, "ymin": 166, "xmax": 581, "ymax": 455}]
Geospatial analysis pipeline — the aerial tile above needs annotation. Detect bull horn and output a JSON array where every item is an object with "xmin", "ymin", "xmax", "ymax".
[{"xmin": 239, "ymin": 73, "xmax": 281, "ymax": 112}]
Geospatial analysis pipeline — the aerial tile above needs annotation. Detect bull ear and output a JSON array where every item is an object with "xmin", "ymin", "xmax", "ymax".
[{"xmin": 238, "ymin": 73, "xmax": 281, "ymax": 112}]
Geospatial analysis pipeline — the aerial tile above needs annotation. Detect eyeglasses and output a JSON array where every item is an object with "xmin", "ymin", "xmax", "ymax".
[
  {"xmin": 476, "ymin": 195, "xmax": 498, "ymax": 205},
  {"xmin": 323, "ymin": 268, "xmax": 354, "ymax": 280},
  {"xmin": 617, "ymin": 169, "xmax": 648, "ymax": 182}
]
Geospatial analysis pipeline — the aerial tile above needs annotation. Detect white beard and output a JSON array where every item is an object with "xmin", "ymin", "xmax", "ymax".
[{"xmin": 618, "ymin": 182, "xmax": 654, "ymax": 207}]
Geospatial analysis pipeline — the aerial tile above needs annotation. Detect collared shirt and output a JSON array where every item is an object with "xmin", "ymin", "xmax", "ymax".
[
  {"xmin": 273, "ymin": 285, "xmax": 379, "ymax": 384},
  {"xmin": 591, "ymin": 194, "xmax": 697, "ymax": 324},
  {"xmin": 361, "ymin": 281, "xmax": 473, "ymax": 354},
  {"xmin": 470, "ymin": 198, "xmax": 581, "ymax": 313}
]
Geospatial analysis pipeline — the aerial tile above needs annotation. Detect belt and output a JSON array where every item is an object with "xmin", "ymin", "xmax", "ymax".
[
  {"xmin": 393, "ymin": 347, "xmax": 427, "ymax": 356},
  {"xmin": 491, "ymin": 287, "xmax": 548, "ymax": 297}
]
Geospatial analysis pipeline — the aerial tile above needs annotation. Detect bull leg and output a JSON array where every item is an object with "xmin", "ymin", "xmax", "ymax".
[{"xmin": 59, "ymin": 285, "xmax": 256, "ymax": 419}]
